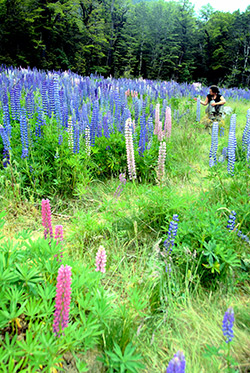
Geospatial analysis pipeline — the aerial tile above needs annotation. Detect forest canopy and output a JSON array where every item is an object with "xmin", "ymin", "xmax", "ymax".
[{"xmin": 0, "ymin": 0, "xmax": 250, "ymax": 87}]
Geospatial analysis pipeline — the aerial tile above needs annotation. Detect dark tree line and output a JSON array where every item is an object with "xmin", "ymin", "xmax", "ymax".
[{"xmin": 0, "ymin": 0, "xmax": 250, "ymax": 87}]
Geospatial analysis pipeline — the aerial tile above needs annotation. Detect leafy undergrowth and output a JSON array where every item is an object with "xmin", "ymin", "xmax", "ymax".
[{"xmin": 1, "ymin": 166, "xmax": 250, "ymax": 372}]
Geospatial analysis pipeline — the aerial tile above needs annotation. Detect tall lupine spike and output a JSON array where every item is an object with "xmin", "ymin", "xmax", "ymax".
[
  {"xmin": 138, "ymin": 105, "xmax": 147, "ymax": 156},
  {"xmin": 3, "ymin": 148, "xmax": 10, "ymax": 168},
  {"xmin": 55, "ymin": 225, "xmax": 64, "ymax": 261},
  {"xmin": 166, "ymin": 351, "xmax": 186, "ymax": 373},
  {"xmin": 26, "ymin": 91, "xmax": 34, "ymax": 119},
  {"xmin": 35, "ymin": 107, "xmax": 43, "ymax": 139},
  {"xmin": 147, "ymin": 116, "xmax": 154, "ymax": 140},
  {"xmin": 227, "ymin": 115, "xmax": 237, "ymax": 175},
  {"xmin": 3, "ymin": 103, "xmax": 11, "ymax": 138},
  {"xmin": 154, "ymin": 103, "xmax": 160, "ymax": 136},
  {"xmin": 222, "ymin": 307, "xmax": 234, "ymax": 343},
  {"xmin": 90, "ymin": 100, "xmax": 99, "ymax": 146},
  {"xmin": 20, "ymin": 108, "xmax": 29, "ymax": 159},
  {"xmin": 196, "ymin": 97, "xmax": 201, "ymax": 122},
  {"xmin": 125, "ymin": 118, "xmax": 136, "ymax": 180},
  {"xmin": 85, "ymin": 126, "xmax": 91, "ymax": 156},
  {"xmin": 42, "ymin": 79, "xmax": 49, "ymax": 117},
  {"xmin": 164, "ymin": 106, "xmax": 172, "ymax": 139},
  {"xmin": 95, "ymin": 246, "xmax": 107, "ymax": 273},
  {"xmin": 227, "ymin": 211, "xmax": 236, "ymax": 231},
  {"xmin": 72, "ymin": 113, "xmax": 80, "ymax": 154},
  {"xmin": 41, "ymin": 199, "xmax": 53, "ymax": 240},
  {"xmin": 48, "ymin": 78, "xmax": 55, "ymax": 117},
  {"xmin": 53, "ymin": 265, "xmax": 72, "ymax": 337},
  {"xmin": 67, "ymin": 117, "xmax": 73, "ymax": 152},
  {"xmin": 0, "ymin": 125, "xmax": 11, "ymax": 152},
  {"xmin": 242, "ymin": 109, "xmax": 250, "ymax": 151},
  {"xmin": 164, "ymin": 214, "xmax": 179, "ymax": 254},
  {"xmin": 14, "ymin": 84, "xmax": 21, "ymax": 121},
  {"xmin": 156, "ymin": 141, "xmax": 166, "ymax": 183},
  {"xmin": 209, "ymin": 122, "xmax": 219, "ymax": 167}
]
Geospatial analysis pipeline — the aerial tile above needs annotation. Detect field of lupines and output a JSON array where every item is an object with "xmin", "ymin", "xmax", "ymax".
[{"xmin": 0, "ymin": 66, "xmax": 250, "ymax": 372}]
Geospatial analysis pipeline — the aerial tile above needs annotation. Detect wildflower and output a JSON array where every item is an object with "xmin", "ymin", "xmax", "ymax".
[
  {"xmin": 67, "ymin": 117, "xmax": 73, "ymax": 152},
  {"xmin": 41, "ymin": 199, "xmax": 53, "ymax": 240},
  {"xmin": 166, "ymin": 351, "xmax": 186, "ymax": 373},
  {"xmin": 227, "ymin": 211, "xmax": 236, "ymax": 231},
  {"xmin": 85, "ymin": 126, "xmax": 91, "ymax": 156},
  {"xmin": 242, "ymin": 109, "xmax": 250, "ymax": 151},
  {"xmin": 209, "ymin": 122, "xmax": 218, "ymax": 167},
  {"xmin": 95, "ymin": 246, "xmax": 107, "ymax": 273},
  {"xmin": 20, "ymin": 108, "xmax": 29, "ymax": 158},
  {"xmin": 164, "ymin": 106, "xmax": 172, "ymax": 139},
  {"xmin": 164, "ymin": 214, "xmax": 179, "ymax": 254},
  {"xmin": 55, "ymin": 225, "xmax": 64, "ymax": 261},
  {"xmin": 125, "ymin": 118, "xmax": 136, "ymax": 180},
  {"xmin": 227, "ymin": 115, "xmax": 237, "ymax": 175},
  {"xmin": 222, "ymin": 307, "xmax": 234, "ymax": 343},
  {"xmin": 196, "ymin": 97, "xmax": 201, "ymax": 122},
  {"xmin": 156, "ymin": 141, "xmax": 167, "ymax": 183},
  {"xmin": 53, "ymin": 265, "xmax": 72, "ymax": 337},
  {"xmin": 154, "ymin": 103, "xmax": 161, "ymax": 138}
]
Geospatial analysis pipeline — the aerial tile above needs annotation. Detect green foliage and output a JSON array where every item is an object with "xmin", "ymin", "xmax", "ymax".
[{"xmin": 99, "ymin": 342, "xmax": 145, "ymax": 372}]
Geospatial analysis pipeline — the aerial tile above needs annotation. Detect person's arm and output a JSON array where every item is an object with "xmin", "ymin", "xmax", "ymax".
[
  {"xmin": 211, "ymin": 96, "xmax": 226, "ymax": 106},
  {"xmin": 194, "ymin": 96, "xmax": 208, "ymax": 105}
]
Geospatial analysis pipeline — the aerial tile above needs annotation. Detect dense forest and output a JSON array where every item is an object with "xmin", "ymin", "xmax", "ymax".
[{"xmin": 0, "ymin": 0, "xmax": 250, "ymax": 87}]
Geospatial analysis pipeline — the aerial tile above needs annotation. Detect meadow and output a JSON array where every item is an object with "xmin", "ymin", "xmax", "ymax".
[{"xmin": 0, "ymin": 67, "xmax": 250, "ymax": 372}]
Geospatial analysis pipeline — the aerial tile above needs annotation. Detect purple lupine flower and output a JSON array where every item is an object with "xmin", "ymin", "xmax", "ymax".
[
  {"xmin": 125, "ymin": 118, "xmax": 136, "ymax": 180},
  {"xmin": 55, "ymin": 225, "xmax": 64, "ymax": 261},
  {"xmin": 41, "ymin": 199, "xmax": 53, "ymax": 240},
  {"xmin": 156, "ymin": 141, "xmax": 167, "ymax": 183},
  {"xmin": 53, "ymin": 265, "xmax": 72, "ymax": 337},
  {"xmin": 138, "ymin": 102, "xmax": 147, "ymax": 156},
  {"xmin": 85, "ymin": 126, "xmax": 91, "ymax": 156},
  {"xmin": 209, "ymin": 122, "xmax": 219, "ymax": 167},
  {"xmin": 227, "ymin": 211, "xmax": 236, "ymax": 231},
  {"xmin": 227, "ymin": 115, "xmax": 237, "ymax": 175},
  {"xmin": 222, "ymin": 307, "xmax": 234, "ymax": 343},
  {"xmin": 196, "ymin": 97, "xmax": 201, "ymax": 122},
  {"xmin": 20, "ymin": 108, "xmax": 29, "ymax": 159},
  {"xmin": 2, "ymin": 148, "xmax": 10, "ymax": 168},
  {"xmin": 0, "ymin": 125, "xmax": 11, "ymax": 152},
  {"xmin": 95, "ymin": 246, "xmax": 107, "ymax": 273},
  {"xmin": 242, "ymin": 109, "xmax": 250, "ymax": 151},
  {"xmin": 166, "ymin": 351, "xmax": 186, "ymax": 373},
  {"xmin": 164, "ymin": 214, "xmax": 179, "ymax": 254}
]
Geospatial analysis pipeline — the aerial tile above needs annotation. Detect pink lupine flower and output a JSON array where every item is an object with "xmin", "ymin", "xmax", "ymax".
[
  {"xmin": 95, "ymin": 246, "xmax": 107, "ymax": 273},
  {"xmin": 53, "ymin": 265, "xmax": 72, "ymax": 337},
  {"xmin": 125, "ymin": 118, "xmax": 136, "ymax": 180},
  {"xmin": 55, "ymin": 225, "xmax": 64, "ymax": 261},
  {"xmin": 41, "ymin": 199, "xmax": 53, "ymax": 240},
  {"xmin": 156, "ymin": 141, "xmax": 167, "ymax": 182},
  {"xmin": 154, "ymin": 103, "xmax": 160, "ymax": 136},
  {"xmin": 164, "ymin": 107, "xmax": 172, "ymax": 139}
]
